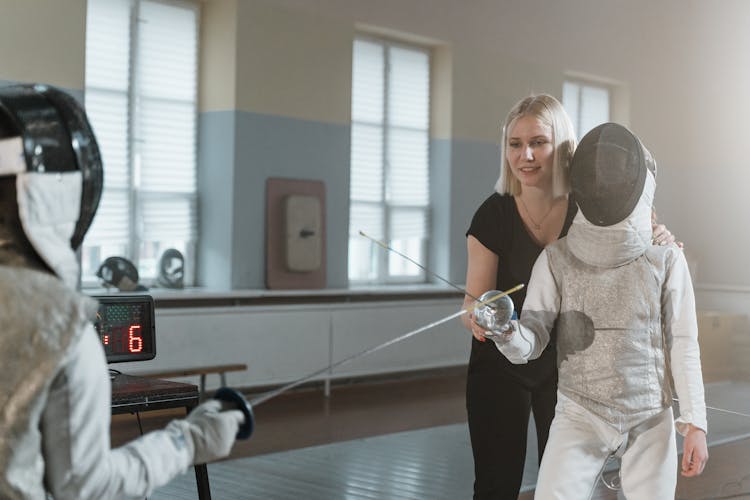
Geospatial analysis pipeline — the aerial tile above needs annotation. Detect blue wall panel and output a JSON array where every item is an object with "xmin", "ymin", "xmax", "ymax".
[
  {"xmin": 199, "ymin": 110, "xmax": 351, "ymax": 289},
  {"xmin": 198, "ymin": 109, "xmax": 500, "ymax": 290},
  {"xmin": 447, "ymin": 138, "xmax": 502, "ymax": 284}
]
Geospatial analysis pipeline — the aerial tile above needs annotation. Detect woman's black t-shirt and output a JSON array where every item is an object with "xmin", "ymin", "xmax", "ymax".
[{"xmin": 466, "ymin": 192, "xmax": 577, "ymax": 389}]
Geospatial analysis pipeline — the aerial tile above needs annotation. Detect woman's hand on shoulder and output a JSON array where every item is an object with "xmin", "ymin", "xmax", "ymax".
[{"xmin": 652, "ymin": 211, "xmax": 684, "ymax": 248}]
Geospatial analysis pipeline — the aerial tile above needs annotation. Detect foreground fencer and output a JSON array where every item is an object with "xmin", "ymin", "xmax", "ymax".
[
  {"xmin": 0, "ymin": 84, "xmax": 244, "ymax": 499},
  {"xmin": 484, "ymin": 123, "xmax": 708, "ymax": 498}
]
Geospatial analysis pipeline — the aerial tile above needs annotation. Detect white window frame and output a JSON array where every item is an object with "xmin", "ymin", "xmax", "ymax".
[
  {"xmin": 83, "ymin": 0, "xmax": 199, "ymax": 287},
  {"xmin": 349, "ymin": 35, "xmax": 432, "ymax": 285}
]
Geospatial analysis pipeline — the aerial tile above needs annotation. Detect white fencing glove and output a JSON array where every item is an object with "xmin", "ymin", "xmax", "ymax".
[
  {"xmin": 110, "ymin": 399, "xmax": 245, "ymax": 497},
  {"xmin": 172, "ymin": 399, "xmax": 245, "ymax": 464},
  {"xmin": 482, "ymin": 321, "xmax": 515, "ymax": 346}
]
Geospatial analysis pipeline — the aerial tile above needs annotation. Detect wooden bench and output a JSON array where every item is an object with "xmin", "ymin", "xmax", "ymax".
[{"xmin": 133, "ymin": 363, "xmax": 247, "ymax": 398}]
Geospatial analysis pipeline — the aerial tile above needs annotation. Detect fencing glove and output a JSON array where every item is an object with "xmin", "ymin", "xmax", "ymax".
[{"xmin": 174, "ymin": 399, "xmax": 245, "ymax": 464}]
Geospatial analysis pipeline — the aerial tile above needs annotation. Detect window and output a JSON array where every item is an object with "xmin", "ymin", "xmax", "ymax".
[
  {"xmin": 563, "ymin": 80, "xmax": 610, "ymax": 140},
  {"xmin": 83, "ymin": 0, "xmax": 198, "ymax": 285},
  {"xmin": 349, "ymin": 37, "xmax": 431, "ymax": 284}
]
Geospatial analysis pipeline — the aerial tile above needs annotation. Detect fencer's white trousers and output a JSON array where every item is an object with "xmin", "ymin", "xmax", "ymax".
[{"xmin": 534, "ymin": 392, "xmax": 677, "ymax": 500}]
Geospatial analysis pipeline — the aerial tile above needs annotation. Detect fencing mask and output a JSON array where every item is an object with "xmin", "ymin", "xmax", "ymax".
[
  {"xmin": 571, "ymin": 122, "xmax": 656, "ymax": 227},
  {"xmin": 0, "ymin": 84, "xmax": 103, "ymax": 288}
]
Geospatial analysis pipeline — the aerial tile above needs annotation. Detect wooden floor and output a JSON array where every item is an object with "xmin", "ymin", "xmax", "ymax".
[{"xmin": 111, "ymin": 368, "xmax": 750, "ymax": 499}]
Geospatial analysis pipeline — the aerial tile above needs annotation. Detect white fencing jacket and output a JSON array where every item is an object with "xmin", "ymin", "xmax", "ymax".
[
  {"xmin": 496, "ymin": 173, "xmax": 707, "ymax": 434},
  {"xmin": 0, "ymin": 266, "xmax": 195, "ymax": 499}
]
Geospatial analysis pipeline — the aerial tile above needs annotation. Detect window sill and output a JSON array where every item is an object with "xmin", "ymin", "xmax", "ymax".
[{"xmin": 83, "ymin": 283, "xmax": 464, "ymax": 308}]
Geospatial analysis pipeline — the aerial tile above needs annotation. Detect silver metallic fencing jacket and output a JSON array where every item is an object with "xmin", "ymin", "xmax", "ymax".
[
  {"xmin": 0, "ymin": 265, "xmax": 196, "ymax": 499},
  {"xmin": 496, "ymin": 173, "xmax": 707, "ymax": 434}
]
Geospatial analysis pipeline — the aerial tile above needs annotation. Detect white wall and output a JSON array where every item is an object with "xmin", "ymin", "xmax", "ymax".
[{"xmin": 118, "ymin": 297, "xmax": 468, "ymax": 390}]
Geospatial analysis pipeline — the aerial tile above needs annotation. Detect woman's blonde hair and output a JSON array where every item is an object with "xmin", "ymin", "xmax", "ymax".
[{"xmin": 495, "ymin": 94, "xmax": 576, "ymax": 197}]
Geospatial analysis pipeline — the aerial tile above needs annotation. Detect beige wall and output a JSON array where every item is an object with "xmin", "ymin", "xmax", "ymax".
[
  {"xmin": 449, "ymin": 45, "xmax": 564, "ymax": 143},
  {"xmin": 233, "ymin": 0, "xmax": 353, "ymax": 124},
  {"xmin": 0, "ymin": 0, "xmax": 87, "ymax": 89},
  {"xmin": 199, "ymin": 0, "xmax": 239, "ymax": 111}
]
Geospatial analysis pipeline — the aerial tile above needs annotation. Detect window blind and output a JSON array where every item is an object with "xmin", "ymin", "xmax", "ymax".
[
  {"xmin": 349, "ymin": 37, "xmax": 430, "ymax": 282},
  {"xmin": 84, "ymin": 0, "xmax": 198, "ymax": 283},
  {"xmin": 563, "ymin": 80, "xmax": 611, "ymax": 140},
  {"xmin": 84, "ymin": 0, "xmax": 131, "ymax": 247}
]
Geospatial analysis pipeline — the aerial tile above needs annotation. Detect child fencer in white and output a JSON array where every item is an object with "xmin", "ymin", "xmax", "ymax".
[
  {"xmin": 0, "ymin": 85, "xmax": 244, "ymax": 500},
  {"xmin": 486, "ymin": 123, "xmax": 708, "ymax": 499}
]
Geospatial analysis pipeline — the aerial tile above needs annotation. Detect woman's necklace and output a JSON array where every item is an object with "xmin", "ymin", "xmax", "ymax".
[{"xmin": 519, "ymin": 195, "xmax": 555, "ymax": 231}]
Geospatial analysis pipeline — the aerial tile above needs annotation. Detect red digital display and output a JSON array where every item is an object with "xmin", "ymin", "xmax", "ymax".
[
  {"xmin": 93, "ymin": 295, "xmax": 155, "ymax": 363},
  {"xmin": 100, "ymin": 324, "xmax": 143, "ymax": 354}
]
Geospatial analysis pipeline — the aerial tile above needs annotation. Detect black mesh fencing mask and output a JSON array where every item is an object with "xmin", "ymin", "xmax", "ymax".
[
  {"xmin": 571, "ymin": 123, "xmax": 656, "ymax": 227},
  {"xmin": 0, "ymin": 84, "xmax": 103, "ymax": 287},
  {"xmin": 0, "ymin": 83, "xmax": 103, "ymax": 250}
]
